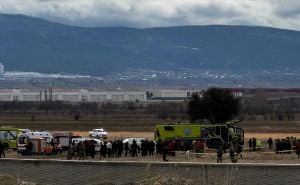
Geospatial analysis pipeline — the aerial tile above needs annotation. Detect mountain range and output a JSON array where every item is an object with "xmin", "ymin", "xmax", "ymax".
[{"xmin": 0, "ymin": 13, "xmax": 300, "ymax": 77}]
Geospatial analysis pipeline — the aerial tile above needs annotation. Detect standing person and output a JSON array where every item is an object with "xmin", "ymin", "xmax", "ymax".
[
  {"xmin": 131, "ymin": 140, "xmax": 138, "ymax": 157},
  {"xmin": 148, "ymin": 140, "xmax": 155, "ymax": 156},
  {"xmin": 112, "ymin": 140, "xmax": 117, "ymax": 157},
  {"xmin": 0, "ymin": 141, "xmax": 5, "ymax": 158},
  {"xmin": 117, "ymin": 140, "xmax": 123, "ymax": 157},
  {"xmin": 78, "ymin": 141, "xmax": 85, "ymax": 160},
  {"xmin": 217, "ymin": 146, "xmax": 223, "ymax": 163},
  {"xmin": 107, "ymin": 141, "xmax": 112, "ymax": 158},
  {"xmin": 296, "ymin": 140, "xmax": 300, "ymax": 159},
  {"xmin": 268, "ymin": 137, "xmax": 273, "ymax": 150},
  {"xmin": 27, "ymin": 140, "xmax": 33, "ymax": 155},
  {"xmin": 248, "ymin": 138, "xmax": 253, "ymax": 152},
  {"xmin": 256, "ymin": 138, "xmax": 262, "ymax": 151},
  {"xmin": 229, "ymin": 142, "xmax": 238, "ymax": 163},
  {"xmin": 156, "ymin": 139, "xmax": 163, "ymax": 155},
  {"xmin": 67, "ymin": 143, "xmax": 75, "ymax": 160},
  {"xmin": 141, "ymin": 140, "xmax": 147, "ymax": 157},
  {"xmin": 162, "ymin": 144, "xmax": 168, "ymax": 162},
  {"xmin": 100, "ymin": 141, "xmax": 107, "ymax": 158},
  {"xmin": 90, "ymin": 141, "xmax": 95, "ymax": 159},
  {"xmin": 124, "ymin": 142, "xmax": 129, "ymax": 157},
  {"xmin": 252, "ymin": 138, "xmax": 257, "ymax": 151}
]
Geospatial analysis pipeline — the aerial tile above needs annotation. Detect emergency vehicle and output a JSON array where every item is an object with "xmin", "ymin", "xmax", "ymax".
[
  {"xmin": 154, "ymin": 121, "xmax": 244, "ymax": 149},
  {"xmin": 17, "ymin": 129, "xmax": 55, "ymax": 153},
  {"xmin": 0, "ymin": 126, "xmax": 21, "ymax": 149}
]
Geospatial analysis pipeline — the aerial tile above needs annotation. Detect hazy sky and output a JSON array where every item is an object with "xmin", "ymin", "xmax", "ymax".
[{"xmin": 0, "ymin": 0, "xmax": 300, "ymax": 30}]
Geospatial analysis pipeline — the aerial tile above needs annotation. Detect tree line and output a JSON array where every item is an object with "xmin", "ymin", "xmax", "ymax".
[{"xmin": 0, "ymin": 87, "xmax": 299, "ymax": 122}]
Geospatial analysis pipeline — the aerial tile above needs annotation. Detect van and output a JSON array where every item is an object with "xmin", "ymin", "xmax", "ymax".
[
  {"xmin": 122, "ymin": 137, "xmax": 147, "ymax": 150},
  {"xmin": 71, "ymin": 138, "xmax": 103, "ymax": 152}
]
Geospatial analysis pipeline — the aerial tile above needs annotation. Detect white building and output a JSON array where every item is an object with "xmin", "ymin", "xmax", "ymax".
[
  {"xmin": 150, "ymin": 90, "xmax": 189, "ymax": 99},
  {"xmin": 0, "ymin": 89, "xmax": 147, "ymax": 102}
]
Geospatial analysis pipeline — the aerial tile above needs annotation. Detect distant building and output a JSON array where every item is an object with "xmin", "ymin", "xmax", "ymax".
[
  {"xmin": 149, "ymin": 90, "xmax": 189, "ymax": 100},
  {"xmin": 0, "ymin": 89, "xmax": 147, "ymax": 102}
]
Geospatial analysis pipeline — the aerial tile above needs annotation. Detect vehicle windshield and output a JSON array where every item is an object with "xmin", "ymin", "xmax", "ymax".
[
  {"xmin": 94, "ymin": 129, "xmax": 104, "ymax": 132},
  {"xmin": 18, "ymin": 136, "xmax": 28, "ymax": 144}
]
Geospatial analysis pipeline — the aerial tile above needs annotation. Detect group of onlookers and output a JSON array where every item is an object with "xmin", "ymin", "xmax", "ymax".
[
  {"xmin": 67, "ymin": 139, "xmax": 157, "ymax": 160},
  {"xmin": 248, "ymin": 137, "xmax": 263, "ymax": 151},
  {"xmin": 247, "ymin": 136, "xmax": 300, "ymax": 159}
]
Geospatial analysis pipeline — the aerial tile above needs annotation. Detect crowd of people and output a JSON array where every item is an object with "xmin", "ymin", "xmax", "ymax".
[
  {"xmin": 64, "ymin": 138, "xmax": 207, "ymax": 162},
  {"xmin": 2, "ymin": 136, "xmax": 300, "ymax": 162},
  {"xmin": 246, "ymin": 137, "xmax": 300, "ymax": 159},
  {"xmin": 67, "ymin": 139, "xmax": 158, "ymax": 160}
]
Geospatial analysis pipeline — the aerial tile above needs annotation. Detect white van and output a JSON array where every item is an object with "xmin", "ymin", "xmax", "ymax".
[
  {"xmin": 71, "ymin": 138, "xmax": 102, "ymax": 152},
  {"xmin": 122, "ymin": 137, "xmax": 146, "ymax": 150}
]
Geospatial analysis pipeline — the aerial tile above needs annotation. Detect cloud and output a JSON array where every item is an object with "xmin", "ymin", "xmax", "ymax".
[{"xmin": 0, "ymin": 0, "xmax": 300, "ymax": 30}]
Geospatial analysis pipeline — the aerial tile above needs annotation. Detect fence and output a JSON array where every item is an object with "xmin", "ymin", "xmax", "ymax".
[{"xmin": 1, "ymin": 159, "xmax": 300, "ymax": 185}]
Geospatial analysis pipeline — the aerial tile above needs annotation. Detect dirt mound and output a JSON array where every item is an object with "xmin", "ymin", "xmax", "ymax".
[{"xmin": 0, "ymin": 174, "xmax": 36, "ymax": 185}]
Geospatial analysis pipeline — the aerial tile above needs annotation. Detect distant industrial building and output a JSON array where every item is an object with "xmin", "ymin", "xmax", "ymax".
[
  {"xmin": 0, "ymin": 89, "xmax": 147, "ymax": 102},
  {"xmin": 149, "ymin": 89, "xmax": 244, "ymax": 100},
  {"xmin": 150, "ymin": 90, "xmax": 189, "ymax": 100},
  {"xmin": 1, "ymin": 88, "xmax": 300, "ymax": 103}
]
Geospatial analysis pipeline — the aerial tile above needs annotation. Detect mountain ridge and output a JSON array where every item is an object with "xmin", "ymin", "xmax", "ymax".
[{"xmin": 0, "ymin": 13, "xmax": 300, "ymax": 76}]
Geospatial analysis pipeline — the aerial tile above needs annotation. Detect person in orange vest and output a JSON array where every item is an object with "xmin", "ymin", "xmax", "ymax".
[{"xmin": 45, "ymin": 144, "xmax": 53, "ymax": 155}]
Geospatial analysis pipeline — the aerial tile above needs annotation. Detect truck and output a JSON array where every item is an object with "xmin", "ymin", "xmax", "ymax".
[
  {"xmin": 52, "ymin": 132, "xmax": 73, "ymax": 150},
  {"xmin": 154, "ymin": 121, "xmax": 244, "ymax": 150},
  {"xmin": 0, "ymin": 126, "xmax": 21, "ymax": 149}
]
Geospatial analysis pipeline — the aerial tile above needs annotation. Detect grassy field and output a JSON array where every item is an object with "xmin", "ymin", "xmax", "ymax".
[{"xmin": 1, "ymin": 113, "xmax": 300, "ymax": 135}]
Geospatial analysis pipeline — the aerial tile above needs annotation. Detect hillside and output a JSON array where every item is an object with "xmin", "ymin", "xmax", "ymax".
[{"xmin": 0, "ymin": 13, "xmax": 300, "ymax": 76}]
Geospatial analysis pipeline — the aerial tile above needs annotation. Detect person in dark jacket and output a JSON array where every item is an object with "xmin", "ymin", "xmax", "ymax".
[
  {"xmin": 162, "ymin": 143, "xmax": 168, "ymax": 162},
  {"xmin": 131, "ymin": 140, "xmax": 138, "ymax": 157},
  {"xmin": 0, "ymin": 141, "xmax": 5, "ymax": 158},
  {"xmin": 296, "ymin": 140, "xmax": 300, "ymax": 159},
  {"xmin": 248, "ymin": 138, "xmax": 253, "ymax": 152},
  {"xmin": 27, "ymin": 140, "xmax": 33, "ymax": 155},
  {"xmin": 90, "ymin": 141, "xmax": 95, "ymax": 159},
  {"xmin": 217, "ymin": 146, "xmax": 223, "ymax": 163},
  {"xmin": 100, "ymin": 141, "xmax": 107, "ymax": 158},
  {"xmin": 124, "ymin": 142, "xmax": 130, "ymax": 157},
  {"xmin": 268, "ymin": 137, "xmax": 273, "ymax": 150}
]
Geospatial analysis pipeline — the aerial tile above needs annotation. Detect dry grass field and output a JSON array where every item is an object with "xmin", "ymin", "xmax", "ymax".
[{"xmin": 1, "ymin": 113, "xmax": 300, "ymax": 142}]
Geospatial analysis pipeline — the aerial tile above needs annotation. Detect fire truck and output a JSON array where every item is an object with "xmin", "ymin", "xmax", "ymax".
[{"xmin": 154, "ymin": 121, "xmax": 244, "ymax": 149}]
